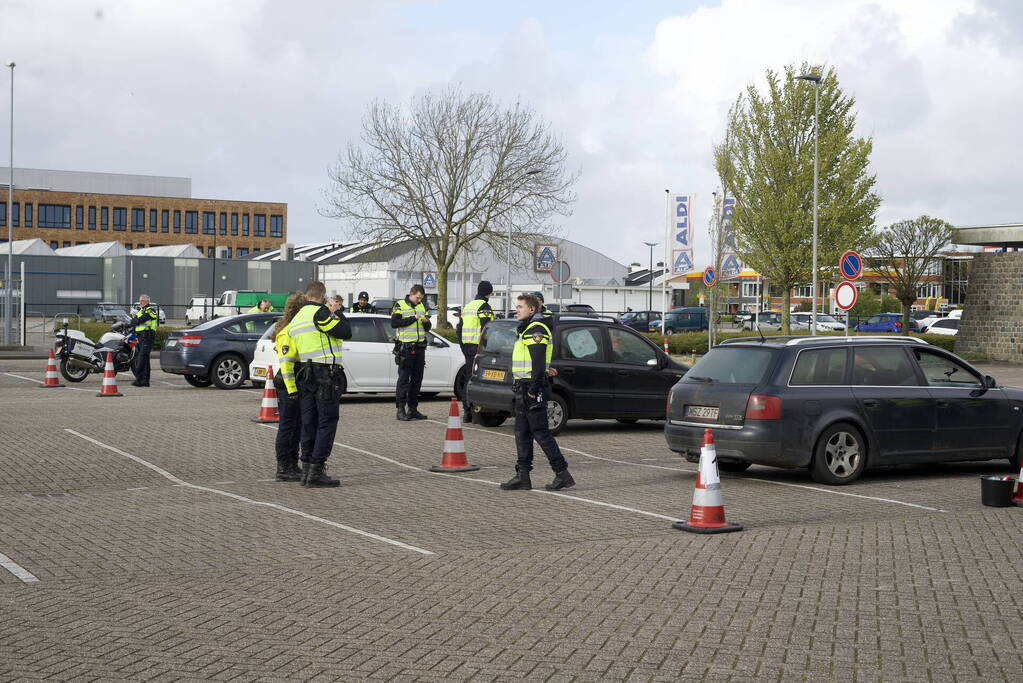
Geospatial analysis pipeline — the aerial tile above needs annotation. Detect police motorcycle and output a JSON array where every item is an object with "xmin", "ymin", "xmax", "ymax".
[{"xmin": 52, "ymin": 313, "xmax": 139, "ymax": 382}]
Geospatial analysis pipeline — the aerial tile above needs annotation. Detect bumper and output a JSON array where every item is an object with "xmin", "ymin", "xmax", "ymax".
[
  {"xmin": 466, "ymin": 379, "xmax": 514, "ymax": 414},
  {"xmin": 664, "ymin": 420, "xmax": 804, "ymax": 468},
  {"xmin": 159, "ymin": 349, "xmax": 207, "ymax": 376}
]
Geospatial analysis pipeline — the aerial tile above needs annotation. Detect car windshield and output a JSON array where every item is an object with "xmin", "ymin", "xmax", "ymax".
[
  {"xmin": 481, "ymin": 322, "xmax": 520, "ymax": 353},
  {"xmin": 683, "ymin": 347, "xmax": 776, "ymax": 384}
]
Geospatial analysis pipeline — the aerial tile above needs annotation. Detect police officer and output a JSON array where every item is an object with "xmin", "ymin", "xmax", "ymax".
[
  {"xmin": 392, "ymin": 284, "xmax": 431, "ymax": 421},
  {"xmin": 286, "ymin": 281, "xmax": 352, "ymax": 488},
  {"xmin": 500, "ymin": 293, "xmax": 575, "ymax": 492},
  {"xmin": 350, "ymin": 291, "xmax": 376, "ymax": 313},
  {"xmin": 456, "ymin": 280, "xmax": 494, "ymax": 423},
  {"xmin": 271, "ymin": 292, "xmax": 305, "ymax": 482},
  {"xmin": 534, "ymin": 291, "xmax": 555, "ymax": 317},
  {"xmin": 247, "ymin": 298, "xmax": 273, "ymax": 313},
  {"xmin": 130, "ymin": 294, "xmax": 158, "ymax": 387}
]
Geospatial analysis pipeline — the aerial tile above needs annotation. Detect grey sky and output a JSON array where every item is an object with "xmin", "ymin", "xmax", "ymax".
[{"xmin": 1, "ymin": 0, "xmax": 1019, "ymax": 268}]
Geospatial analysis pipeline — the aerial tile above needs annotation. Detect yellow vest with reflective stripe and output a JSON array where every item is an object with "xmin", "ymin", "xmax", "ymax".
[
  {"xmin": 394, "ymin": 299, "xmax": 428, "ymax": 343},
  {"xmin": 285, "ymin": 304, "xmax": 342, "ymax": 364},
  {"xmin": 134, "ymin": 305, "xmax": 158, "ymax": 332},
  {"xmin": 511, "ymin": 320, "xmax": 553, "ymax": 380},
  {"xmin": 274, "ymin": 327, "xmax": 299, "ymax": 394},
  {"xmin": 460, "ymin": 298, "xmax": 493, "ymax": 344}
]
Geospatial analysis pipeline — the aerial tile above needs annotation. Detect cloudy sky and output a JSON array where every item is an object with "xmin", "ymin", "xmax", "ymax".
[{"xmin": 1, "ymin": 0, "xmax": 1019, "ymax": 267}]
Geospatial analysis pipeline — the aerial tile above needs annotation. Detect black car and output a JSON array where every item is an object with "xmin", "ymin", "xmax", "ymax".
[
  {"xmin": 665, "ymin": 335, "xmax": 1023, "ymax": 484},
  {"xmin": 466, "ymin": 315, "xmax": 689, "ymax": 434},
  {"xmin": 160, "ymin": 313, "xmax": 278, "ymax": 389},
  {"xmin": 619, "ymin": 310, "xmax": 660, "ymax": 331}
]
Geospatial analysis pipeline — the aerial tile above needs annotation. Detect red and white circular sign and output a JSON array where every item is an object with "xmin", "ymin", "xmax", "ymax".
[{"xmin": 834, "ymin": 281, "xmax": 858, "ymax": 311}]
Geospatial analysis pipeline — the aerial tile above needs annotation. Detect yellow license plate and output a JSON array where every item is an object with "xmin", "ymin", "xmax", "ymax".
[
  {"xmin": 482, "ymin": 369, "xmax": 506, "ymax": 381},
  {"xmin": 255, "ymin": 367, "xmax": 267, "ymax": 377}
]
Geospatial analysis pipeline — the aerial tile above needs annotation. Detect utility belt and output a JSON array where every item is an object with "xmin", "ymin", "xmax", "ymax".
[
  {"xmin": 393, "ymin": 340, "xmax": 427, "ymax": 367},
  {"xmin": 296, "ymin": 361, "xmax": 345, "ymax": 402},
  {"xmin": 135, "ymin": 329, "xmax": 155, "ymax": 338},
  {"xmin": 513, "ymin": 379, "xmax": 549, "ymax": 411}
]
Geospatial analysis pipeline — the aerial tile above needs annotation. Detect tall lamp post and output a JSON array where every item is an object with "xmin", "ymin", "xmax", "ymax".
[
  {"xmin": 505, "ymin": 168, "xmax": 542, "ymax": 317},
  {"xmin": 795, "ymin": 72, "xmax": 821, "ymax": 335},
  {"xmin": 4, "ymin": 61, "xmax": 14, "ymax": 346},
  {"xmin": 643, "ymin": 241, "xmax": 658, "ymax": 311}
]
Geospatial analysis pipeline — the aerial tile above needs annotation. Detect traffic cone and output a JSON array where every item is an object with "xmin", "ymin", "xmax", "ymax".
[
  {"xmin": 96, "ymin": 351, "xmax": 123, "ymax": 397},
  {"xmin": 41, "ymin": 350, "xmax": 65, "ymax": 388},
  {"xmin": 673, "ymin": 428, "xmax": 743, "ymax": 534},
  {"xmin": 1012, "ymin": 464, "xmax": 1023, "ymax": 507},
  {"xmin": 429, "ymin": 398, "xmax": 479, "ymax": 472},
  {"xmin": 252, "ymin": 367, "xmax": 280, "ymax": 423}
]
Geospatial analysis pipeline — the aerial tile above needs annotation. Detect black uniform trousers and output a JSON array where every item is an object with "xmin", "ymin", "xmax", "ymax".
[
  {"xmin": 513, "ymin": 383, "xmax": 567, "ymax": 473},
  {"xmin": 274, "ymin": 377, "xmax": 301, "ymax": 464},
  {"xmin": 395, "ymin": 344, "xmax": 426, "ymax": 408},
  {"xmin": 459, "ymin": 343, "xmax": 477, "ymax": 407},
  {"xmin": 297, "ymin": 364, "xmax": 340, "ymax": 465},
  {"xmin": 132, "ymin": 331, "xmax": 154, "ymax": 385}
]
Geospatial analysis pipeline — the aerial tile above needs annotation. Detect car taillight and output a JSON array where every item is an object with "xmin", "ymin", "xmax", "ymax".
[
  {"xmin": 894, "ymin": 320, "xmax": 902, "ymax": 328},
  {"xmin": 180, "ymin": 334, "xmax": 203, "ymax": 347},
  {"xmin": 746, "ymin": 394, "xmax": 782, "ymax": 420}
]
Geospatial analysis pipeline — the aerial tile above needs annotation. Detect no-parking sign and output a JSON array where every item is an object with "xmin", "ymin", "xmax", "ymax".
[
  {"xmin": 703, "ymin": 266, "xmax": 718, "ymax": 287},
  {"xmin": 839, "ymin": 250, "xmax": 862, "ymax": 280}
]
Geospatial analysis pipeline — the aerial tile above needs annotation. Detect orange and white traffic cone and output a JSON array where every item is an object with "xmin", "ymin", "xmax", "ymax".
[
  {"xmin": 663, "ymin": 337, "xmax": 670, "ymax": 354},
  {"xmin": 1012, "ymin": 463, "xmax": 1023, "ymax": 507},
  {"xmin": 252, "ymin": 367, "xmax": 280, "ymax": 423},
  {"xmin": 430, "ymin": 398, "xmax": 479, "ymax": 472},
  {"xmin": 41, "ymin": 349, "xmax": 65, "ymax": 388},
  {"xmin": 96, "ymin": 351, "xmax": 123, "ymax": 397},
  {"xmin": 673, "ymin": 428, "xmax": 742, "ymax": 534}
]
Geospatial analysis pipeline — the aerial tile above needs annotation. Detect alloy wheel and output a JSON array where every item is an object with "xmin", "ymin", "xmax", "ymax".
[{"xmin": 824, "ymin": 431, "xmax": 861, "ymax": 478}]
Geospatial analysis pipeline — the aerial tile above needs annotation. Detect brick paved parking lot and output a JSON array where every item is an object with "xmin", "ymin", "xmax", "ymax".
[{"xmin": 1, "ymin": 359, "xmax": 1021, "ymax": 681}]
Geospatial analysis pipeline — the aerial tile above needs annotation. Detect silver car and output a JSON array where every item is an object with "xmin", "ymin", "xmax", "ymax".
[
  {"xmin": 744, "ymin": 311, "xmax": 782, "ymax": 331},
  {"xmin": 791, "ymin": 312, "xmax": 847, "ymax": 331}
]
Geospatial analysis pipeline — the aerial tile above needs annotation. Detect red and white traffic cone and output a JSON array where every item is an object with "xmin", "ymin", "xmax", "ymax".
[
  {"xmin": 252, "ymin": 367, "xmax": 280, "ymax": 423},
  {"xmin": 673, "ymin": 428, "xmax": 742, "ymax": 534},
  {"xmin": 96, "ymin": 351, "xmax": 123, "ymax": 397},
  {"xmin": 41, "ymin": 349, "xmax": 65, "ymax": 388},
  {"xmin": 430, "ymin": 398, "xmax": 479, "ymax": 472},
  {"xmin": 663, "ymin": 337, "xmax": 670, "ymax": 354},
  {"xmin": 1012, "ymin": 463, "xmax": 1023, "ymax": 507}
]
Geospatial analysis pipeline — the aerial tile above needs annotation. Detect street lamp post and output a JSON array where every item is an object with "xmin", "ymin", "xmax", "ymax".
[
  {"xmin": 505, "ymin": 168, "xmax": 542, "ymax": 317},
  {"xmin": 796, "ymin": 72, "xmax": 821, "ymax": 335},
  {"xmin": 643, "ymin": 241, "xmax": 658, "ymax": 311},
  {"xmin": 4, "ymin": 61, "xmax": 13, "ymax": 346}
]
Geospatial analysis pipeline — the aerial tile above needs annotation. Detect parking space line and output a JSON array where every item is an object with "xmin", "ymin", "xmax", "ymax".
[
  {"xmin": 427, "ymin": 420, "xmax": 946, "ymax": 513},
  {"xmin": 4, "ymin": 372, "xmax": 102, "ymax": 393},
  {"xmin": 0, "ymin": 550, "xmax": 39, "ymax": 584},
  {"xmin": 64, "ymin": 429, "xmax": 433, "ymax": 556}
]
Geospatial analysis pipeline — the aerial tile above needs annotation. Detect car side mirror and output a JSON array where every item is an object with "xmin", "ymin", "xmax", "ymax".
[{"xmin": 984, "ymin": 375, "xmax": 997, "ymax": 389}]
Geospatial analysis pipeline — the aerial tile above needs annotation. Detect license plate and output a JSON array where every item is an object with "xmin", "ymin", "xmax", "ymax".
[
  {"xmin": 482, "ymin": 369, "xmax": 506, "ymax": 381},
  {"xmin": 165, "ymin": 339, "xmax": 177, "ymax": 347},
  {"xmin": 686, "ymin": 405, "xmax": 719, "ymax": 420},
  {"xmin": 254, "ymin": 367, "xmax": 267, "ymax": 377}
]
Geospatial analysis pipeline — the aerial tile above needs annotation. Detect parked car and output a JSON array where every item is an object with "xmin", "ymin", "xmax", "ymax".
[
  {"xmin": 910, "ymin": 310, "xmax": 941, "ymax": 322},
  {"xmin": 370, "ymin": 298, "xmax": 397, "ymax": 314},
  {"xmin": 160, "ymin": 313, "xmax": 279, "ymax": 389},
  {"xmin": 660, "ymin": 307, "xmax": 709, "ymax": 333},
  {"xmin": 664, "ymin": 335, "xmax": 1022, "ymax": 484},
  {"xmin": 790, "ymin": 312, "xmax": 847, "ymax": 332},
  {"xmin": 733, "ymin": 310, "xmax": 754, "ymax": 328},
  {"xmin": 854, "ymin": 313, "xmax": 920, "ymax": 333},
  {"xmin": 429, "ymin": 305, "xmax": 461, "ymax": 329},
  {"xmin": 92, "ymin": 302, "xmax": 128, "ymax": 322},
  {"xmin": 924, "ymin": 318, "xmax": 959, "ymax": 336},
  {"xmin": 185, "ymin": 297, "xmax": 215, "ymax": 326},
  {"xmin": 249, "ymin": 313, "xmax": 467, "ymax": 397},
  {"xmin": 467, "ymin": 315, "xmax": 690, "ymax": 434},
  {"xmin": 619, "ymin": 310, "xmax": 660, "ymax": 331},
  {"xmin": 544, "ymin": 303, "xmax": 597, "ymax": 314},
  {"xmin": 743, "ymin": 311, "xmax": 782, "ymax": 331}
]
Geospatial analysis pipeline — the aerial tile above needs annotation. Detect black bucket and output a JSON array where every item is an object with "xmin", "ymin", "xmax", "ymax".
[{"xmin": 980, "ymin": 475, "xmax": 1015, "ymax": 507}]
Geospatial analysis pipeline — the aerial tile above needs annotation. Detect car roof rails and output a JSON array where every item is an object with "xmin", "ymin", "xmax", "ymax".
[
  {"xmin": 550, "ymin": 312, "xmax": 619, "ymax": 323},
  {"xmin": 718, "ymin": 335, "xmax": 930, "ymax": 347}
]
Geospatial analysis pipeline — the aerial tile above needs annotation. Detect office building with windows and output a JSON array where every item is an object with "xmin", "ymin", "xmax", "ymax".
[{"xmin": 0, "ymin": 167, "xmax": 286, "ymax": 258}]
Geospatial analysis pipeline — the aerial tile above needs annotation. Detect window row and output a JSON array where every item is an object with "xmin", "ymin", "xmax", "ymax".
[
  {"xmin": 41, "ymin": 240, "xmax": 265, "ymax": 257},
  {"xmin": 0, "ymin": 202, "xmax": 282, "ymax": 238}
]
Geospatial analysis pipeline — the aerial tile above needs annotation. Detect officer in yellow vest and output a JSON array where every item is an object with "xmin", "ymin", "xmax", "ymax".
[
  {"xmin": 271, "ymin": 293, "xmax": 304, "ymax": 482},
  {"xmin": 130, "ymin": 294, "xmax": 158, "ymax": 387},
  {"xmin": 455, "ymin": 280, "xmax": 495, "ymax": 423},
  {"xmin": 392, "ymin": 284, "xmax": 431, "ymax": 421},
  {"xmin": 500, "ymin": 293, "xmax": 575, "ymax": 492},
  {"xmin": 286, "ymin": 282, "xmax": 352, "ymax": 487},
  {"xmin": 247, "ymin": 299, "xmax": 273, "ymax": 313}
]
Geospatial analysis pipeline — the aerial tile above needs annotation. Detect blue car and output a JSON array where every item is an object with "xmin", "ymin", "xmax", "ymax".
[{"xmin": 855, "ymin": 313, "xmax": 920, "ymax": 333}]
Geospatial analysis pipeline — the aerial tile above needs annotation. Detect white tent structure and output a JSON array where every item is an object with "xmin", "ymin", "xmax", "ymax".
[
  {"xmin": 130, "ymin": 244, "xmax": 204, "ymax": 258},
  {"xmin": 54, "ymin": 241, "xmax": 130, "ymax": 257},
  {"xmin": 6, "ymin": 238, "xmax": 56, "ymax": 256}
]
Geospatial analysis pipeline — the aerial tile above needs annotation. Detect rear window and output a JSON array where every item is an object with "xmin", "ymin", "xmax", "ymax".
[
  {"xmin": 683, "ymin": 347, "xmax": 776, "ymax": 384},
  {"xmin": 480, "ymin": 323, "xmax": 519, "ymax": 353}
]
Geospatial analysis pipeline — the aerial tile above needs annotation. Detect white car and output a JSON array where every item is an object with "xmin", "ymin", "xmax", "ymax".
[
  {"xmin": 790, "ymin": 312, "xmax": 847, "ymax": 331},
  {"xmin": 248, "ymin": 313, "xmax": 467, "ymax": 397},
  {"xmin": 185, "ymin": 297, "xmax": 215, "ymax": 326},
  {"xmin": 924, "ymin": 317, "xmax": 959, "ymax": 336}
]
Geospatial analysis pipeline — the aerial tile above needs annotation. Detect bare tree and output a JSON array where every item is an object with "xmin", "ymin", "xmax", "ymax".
[
  {"xmin": 870, "ymin": 215, "xmax": 954, "ymax": 333},
  {"xmin": 322, "ymin": 88, "xmax": 577, "ymax": 326}
]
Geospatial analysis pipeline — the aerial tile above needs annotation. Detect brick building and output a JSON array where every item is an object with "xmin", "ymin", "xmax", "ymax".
[{"xmin": 0, "ymin": 168, "xmax": 286, "ymax": 258}]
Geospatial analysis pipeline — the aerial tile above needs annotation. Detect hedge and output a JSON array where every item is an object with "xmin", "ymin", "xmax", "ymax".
[
  {"xmin": 643, "ymin": 330, "xmax": 956, "ymax": 354},
  {"xmin": 55, "ymin": 321, "xmax": 184, "ymax": 351}
]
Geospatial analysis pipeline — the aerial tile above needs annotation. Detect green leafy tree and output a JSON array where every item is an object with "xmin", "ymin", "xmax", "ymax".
[
  {"xmin": 869, "ymin": 215, "xmax": 954, "ymax": 333},
  {"xmin": 715, "ymin": 64, "xmax": 880, "ymax": 332}
]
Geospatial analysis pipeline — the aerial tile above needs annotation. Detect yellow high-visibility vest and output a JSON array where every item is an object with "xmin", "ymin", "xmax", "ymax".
[{"xmin": 511, "ymin": 320, "xmax": 553, "ymax": 380}]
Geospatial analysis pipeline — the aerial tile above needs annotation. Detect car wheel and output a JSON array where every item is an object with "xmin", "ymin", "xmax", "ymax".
[
  {"xmin": 1010, "ymin": 432, "xmax": 1023, "ymax": 470},
  {"xmin": 718, "ymin": 460, "xmax": 752, "ymax": 472},
  {"xmin": 183, "ymin": 373, "xmax": 213, "ymax": 388},
  {"xmin": 475, "ymin": 412, "xmax": 508, "ymax": 428},
  {"xmin": 453, "ymin": 366, "xmax": 468, "ymax": 402},
  {"xmin": 616, "ymin": 418, "xmax": 638, "ymax": 424},
  {"xmin": 210, "ymin": 355, "xmax": 247, "ymax": 390},
  {"xmin": 810, "ymin": 423, "xmax": 867, "ymax": 485},
  {"xmin": 59, "ymin": 359, "xmax": 89, "ymax": 383},
  {"xmin": 547, "ymin": 393, "xmax": 569, "ymax": 436}
]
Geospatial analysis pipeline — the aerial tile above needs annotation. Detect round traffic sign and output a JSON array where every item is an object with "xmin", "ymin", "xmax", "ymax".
[
  {"xmin": 703, "ymin": 266, "xmax": 718, "ymax": 287},
  {"xmin": 834, "ymin": 281, "xmax": 858, "ymax": 311},
  {"xmin": 839, "ymin": 250, "xmax": 862, "ymax": 280},
  {"xmin": 551, "ymin": 260, "xmax": 571, "ymax": 284}
]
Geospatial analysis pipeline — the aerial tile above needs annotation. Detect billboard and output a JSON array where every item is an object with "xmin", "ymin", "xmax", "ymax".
[{"xmin": 671, "ymin": 194, "xmax": 695, "ymax": 274}]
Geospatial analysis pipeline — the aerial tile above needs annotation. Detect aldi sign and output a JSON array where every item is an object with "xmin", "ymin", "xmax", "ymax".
[
  {"xmin": 534, "ymin": 244, "xmax": 558, "ymax": 272},
  {"xmin": 422, "ymin": 272, "xmax": 437, "ymax": 288}
]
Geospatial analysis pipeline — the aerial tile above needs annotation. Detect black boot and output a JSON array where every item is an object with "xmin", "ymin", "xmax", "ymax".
[
  {"xmin": 303, "ymin": 462, "xmax": 341, "ymax": 488},
  {"xmin": 500, "ymin": 467, "xmax": 532, "ymax": 490},
  {"xmin": 300, "ymin": 461, "xmax": 312, "ymax": 486},
  {"xmin": 463, "ymin": 409, "xmax": 473, "ymax": 424},
  {"xmin": 407, "ymin": 406, "xmax": 427, "ymax": 420},
  {"xmin": 545, "ymin": 470, "xmax": 575, "ymax": 491},
  {"xmin": 275, "ymin": 458, "xmax": 303, "ymax": 482},
  {"xmin": 396, "ymin": 405, "xmax": 410, "ymax": 421}
]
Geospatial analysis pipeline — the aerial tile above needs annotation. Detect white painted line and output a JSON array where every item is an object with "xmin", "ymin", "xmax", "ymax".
[
  {"xmin": 0, "ymin": 550, "xmax": 39, "ymax": 584},
  {"xmin": 65, "ymin": 429, "xmax": 433, "ymax": 556},
  {"xmin": 126, "ymin": 487, "xmax": 149, "ymax": 491},
  {"xmin": 4, "ymin": 372, "xmax": 101, "ymax": 393},
  {"xmin": 158, "ymin": 380, "xmax": 179, "ymax": 387},
  {"xmin": 428, "ymin": 419, "xmax": 946, "ymax": 513}
]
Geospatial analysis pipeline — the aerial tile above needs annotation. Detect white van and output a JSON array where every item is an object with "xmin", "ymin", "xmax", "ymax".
[{"xmin": 184, "ymin": 297, "xmax": 215, "ymax": 326}]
